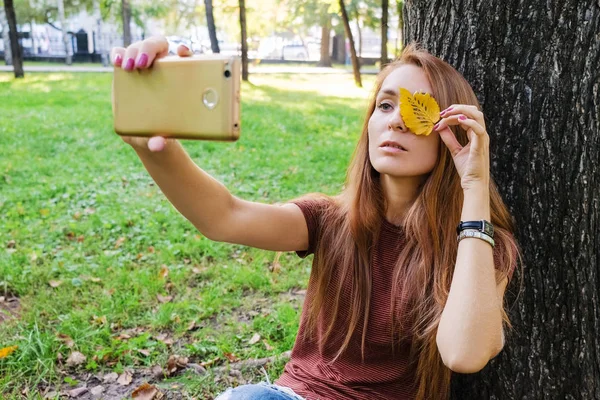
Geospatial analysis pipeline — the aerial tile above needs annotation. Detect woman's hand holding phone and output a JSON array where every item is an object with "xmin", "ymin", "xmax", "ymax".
[{"xmin": 110, "ymin": 36, "xmax": 192, "ymax": 152}]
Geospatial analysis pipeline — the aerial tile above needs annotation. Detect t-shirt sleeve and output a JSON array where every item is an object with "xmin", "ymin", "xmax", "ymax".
[
  {"xmin": 289, "ymin": 198, "xmax": 327, "ymax": 259},
  {"xmin": 493, "ymin": 233, "xmax": 518, "ymax": 285}
]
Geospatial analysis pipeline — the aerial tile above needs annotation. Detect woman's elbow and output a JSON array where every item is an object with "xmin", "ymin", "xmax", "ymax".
[{"xmin": 438, "ymin": 344, "xmax": 503, "ymax": 374}]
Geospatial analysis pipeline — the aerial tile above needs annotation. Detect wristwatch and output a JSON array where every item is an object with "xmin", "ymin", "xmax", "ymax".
[{"xmin": 456, "ymin": 219, "xmax": 494, "ymax": 238}]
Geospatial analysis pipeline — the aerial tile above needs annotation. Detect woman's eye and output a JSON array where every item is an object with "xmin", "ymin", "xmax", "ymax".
[{"xmin": 378, "ymin": 102, "xmax": 393, "ymax": 111}]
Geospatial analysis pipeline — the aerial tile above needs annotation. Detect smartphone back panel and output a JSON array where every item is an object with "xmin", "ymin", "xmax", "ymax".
[{"xmin": 112, "ymin": 55, "xmax": 241, "ymax": 141}]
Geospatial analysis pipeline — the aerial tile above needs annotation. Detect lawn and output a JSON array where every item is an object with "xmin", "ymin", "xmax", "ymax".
[{"xmin": 0, "ymin": 71, "xmax": 375, "ymax": 398}]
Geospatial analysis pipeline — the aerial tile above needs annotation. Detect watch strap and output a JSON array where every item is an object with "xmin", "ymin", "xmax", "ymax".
[{"xmin": 456, "ymin": 219, "xmax": 494, "ymax": 238}]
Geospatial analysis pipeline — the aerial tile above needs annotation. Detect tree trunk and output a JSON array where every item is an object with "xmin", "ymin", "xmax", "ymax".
[
  {"xmin": 93, "ymin": 0, "xmax": 108, "ymax": 66},
  {"xmin": 318, "ymin": 17, "xmax": 332, "ymax": 67},
  {"xmin": 204, "ymin": 0, "xmax": 219, "ymax": 53},
  {"xmin": 332, "ymin": 32, "xmax": 345, "ymax": 63},
  {"xmin": 57, "ymin": 0, "xmax": 71, "ymax": 65},
  {"xmin": 357, "ymin": 20, "xmax": 362, "ymax": 59},
  {"xmin": 338, "ymin": 0, "xmax": 361, "ymax": 87},
  {"xmin": 381, "ymin": 0, "xmax": 388, "ymax": 68},
  {"xmin": 121, "ymin": 0, "xmax": 132, "ymax": 47},
  {"xmin": 3, "ymin": 0, "xmax": 23, "ymax": 77},
  {"xmin": 404, "ymin": 0, "xmax": 600, "ymax": 398},
  {"xmin": 396, "ymin": 0, "xmax": 403, "ymax": 57},
  {"xmin": 238, "ymin": 0, "xmax": 248, "ymax": 81},
  {"xmin": 0, "ymin": 6, "xmax": 12, "ymax": 66}
]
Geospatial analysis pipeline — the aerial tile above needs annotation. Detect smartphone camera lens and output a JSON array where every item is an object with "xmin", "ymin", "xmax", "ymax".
[
  {"xmin": 224, "ymin": 70, "xmax": 231, "ymax": 78},
  {"xmin": 203, "ymin": 88, "xmax": 219, "ymax": 110}
]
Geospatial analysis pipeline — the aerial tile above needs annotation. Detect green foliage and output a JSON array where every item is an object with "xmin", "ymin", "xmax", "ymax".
[{"xmin": 0, "ymin": 71, "xmax": 374, "ymax": 396}]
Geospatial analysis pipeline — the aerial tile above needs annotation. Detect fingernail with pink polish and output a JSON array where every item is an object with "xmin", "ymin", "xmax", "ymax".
[
  {"xmin": 458, "ymin": 115, "xmax": 466, "ymax": 120},
  {"xmin": 136, "ymin": 53, "xmax": 148, "ymax": 68},
  {"xmin": 441, "ymin": 107, "xmax": 453, "ymax": 114},
  {"xmin": 114, "ymin": 54, "xmax": 123, "ymax": 66},
  {"xmin": 124, "ymin": 58, "xmax": 135, "ymax": 71},
  {"xmin": 433, "ymin": 122, "xmax": 440, "ymax": 130}
]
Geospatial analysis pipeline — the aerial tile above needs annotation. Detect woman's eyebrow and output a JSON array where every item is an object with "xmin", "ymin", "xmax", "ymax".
[{"xmin": 378, "ymin": 89, "xmax": 397, "ymax": 97}]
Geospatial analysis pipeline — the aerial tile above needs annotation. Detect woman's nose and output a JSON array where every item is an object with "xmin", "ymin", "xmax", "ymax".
[{"xmin": 388, "ymin": 111, "xmax": 408, "ymax": 132}]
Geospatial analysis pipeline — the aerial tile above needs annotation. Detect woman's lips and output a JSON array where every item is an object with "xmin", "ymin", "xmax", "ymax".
[
  {"xmin": 379, "ymin": 140, "xmax": 408, "ymax": 153},
  {"xmin": 380, "ymin": 145, "xmax": 407, "ymax": 154}
]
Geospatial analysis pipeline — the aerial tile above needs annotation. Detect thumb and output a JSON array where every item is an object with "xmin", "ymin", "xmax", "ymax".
[{"xmin": 148, "ymin": 136, "xmax": 167, "ymax": 152}]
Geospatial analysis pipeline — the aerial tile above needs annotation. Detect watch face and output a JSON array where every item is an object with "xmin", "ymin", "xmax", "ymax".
[{"xmin": 483, "ymin": 221, "xmax": 494, "ymax": 237}]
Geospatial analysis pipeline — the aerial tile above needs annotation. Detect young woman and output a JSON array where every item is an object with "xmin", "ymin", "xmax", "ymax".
[{"xmin": 111, "ymin": 37, "xmax": 520, "ymax": 400}]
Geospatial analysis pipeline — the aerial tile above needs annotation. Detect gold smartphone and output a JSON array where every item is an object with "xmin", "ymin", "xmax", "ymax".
[{"xmin": 112, "ymin": 54, "xmax": 241, "ymax": 141}]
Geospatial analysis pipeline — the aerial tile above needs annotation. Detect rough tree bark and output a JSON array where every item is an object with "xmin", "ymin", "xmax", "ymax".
[
  {"xmin": 338, "ymin": 0, "xmax": 362, "ymax": 87},
  {"xmin": 3, "ymin": 0, "xmax": 23, "ymax": 77},
  {"xmin": 121, "ymin": 0, "xmax": 132, "ymax": 47},
  {"xmin": 381, "ymin": 0, "xmax": 388, "ymax": 68},
  {"xmin": 238, "ymin": 0, "xmax": 248, "ymax": 81},
  {"xmin": 204, "ymin": 0, "xmax": 219, "ymax": 53},
  {"xmin": 404, "ymin": 0, "xmax": 599, "ymax": 398}
]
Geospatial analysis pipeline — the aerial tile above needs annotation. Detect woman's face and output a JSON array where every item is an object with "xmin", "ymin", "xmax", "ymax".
[{"xmin": 368, "ymin": 64, "xmax": 441, "ymax": 179}]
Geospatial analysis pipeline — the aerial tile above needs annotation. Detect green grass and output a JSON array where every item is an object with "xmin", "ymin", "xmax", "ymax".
[
  {"xmin": 0, "ymin": 71, "xmax": 375, "ymax": 398},
  {"xmin": 22, "ymin": 61, "xmax": 105, "ymax": 68}
]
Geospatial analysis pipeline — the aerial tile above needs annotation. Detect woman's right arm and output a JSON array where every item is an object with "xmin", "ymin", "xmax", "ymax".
[{"xmin": 112, "ymin": 37, "xmax": 309, "ymax": 252}]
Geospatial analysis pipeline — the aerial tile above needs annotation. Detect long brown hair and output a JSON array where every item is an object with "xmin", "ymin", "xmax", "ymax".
[{"xmin": 296, "ymin": 43, "xmax": 521, "ymax": 400}]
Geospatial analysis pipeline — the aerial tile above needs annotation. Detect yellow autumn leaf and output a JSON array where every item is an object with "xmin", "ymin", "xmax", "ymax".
[
  {"xmin": 0, "ymin": 345, "xmax": 18, "ymax": 359},
  {"xmin": 399, "ymin": 88, "xmax": 441, "ymax": 136}
]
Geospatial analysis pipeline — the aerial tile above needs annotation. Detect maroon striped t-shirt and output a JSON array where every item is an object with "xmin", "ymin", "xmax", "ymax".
[{"xmin": 275, "ymin": 199, "xmax": 513, "ymax": 400}]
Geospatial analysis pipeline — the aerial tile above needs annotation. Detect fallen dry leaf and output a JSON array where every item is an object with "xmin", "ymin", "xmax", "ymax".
[
  {"xmin": 154, "ymin": 332, "xmax": 174, "ymax": 345},
  {"xmin": 248, "ymin": 333, "xmax": 261, "ymax": 345},
  {"xmin": 263, "ymin": 340, "xmax": 274, "ymax": 351},
  {"xmin": 132, "ymin": 382, "xmax": 164, "ymax": 400},
  {"xmin": 150, "ymin": 365, "xmax": 164, "ymax": 379},
  {"xmin": 115, "ymin": 237, "xmax": 126, "ymax": 248},
  {"xmin": 0, "ymin": 345, "xmax": 18, "ymax": 359},
  {"xmin": 89, "ymin": 385, "xmax": 104, "ymax": 396},
  {"xmin": 158, "ymin": 265, "xmax": 169, "ymax": 279},
  {"xmin": 103, "ymin": 372, "xmax": 118, "ymax": 383},
  {"xmin": 117, "ymin": 371, "xmax": 133, "ymax": 386},
  {"xmin": 156, "ymin": 294, "xmax": 173, "ymax": 303},
  {"xmin": 49, "ymin": 280, "xmax": 62, "ymax": 288},
  {"xmin": 138, "ymin": 349, "xmax": 151, "ymax": 357},
  {"xmin": 224, "ymin": 352, "xmax": 239, "ymax": 363},
  {"xmin": 57, "ymin": 334, "xmax": 75, "ymax": 348},
  {"xmin": 67, "ymin": 387, "xmax": 88, "ymax": 397},
  {"xmin": 116, "ymin": 332, "xmax": 131, "ymax": 340},
  {"xmin": 200, "ymin": 356, "xmax": 220, "ymax": 368},
  {"xmin": 166, "ymin": 355, "xmax": 188, "ymax": 376},
  {"xmin": 186, "ymin": 320, "xmax": 197, "ymax": 331},
  {"xmin": 66, "ymin": 351, "xmax": 86, "ymax": 367},
  {"xmin": 6, "ymin": 240, "xmax": 16, "ymax": 249}
]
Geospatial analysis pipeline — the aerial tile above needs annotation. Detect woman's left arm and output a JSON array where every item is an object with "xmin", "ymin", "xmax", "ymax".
[{"xmin": 433, "ymin": 105, "xmax": 508, "ymax": 374}]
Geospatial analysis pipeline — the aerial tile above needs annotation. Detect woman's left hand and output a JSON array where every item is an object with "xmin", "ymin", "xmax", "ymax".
[{"xmin": 433, "ymin": 105, "xmax": 490, "ymax": 191}]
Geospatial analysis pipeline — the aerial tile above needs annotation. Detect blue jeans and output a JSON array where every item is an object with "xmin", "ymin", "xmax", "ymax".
[{"xmin": 215, "ymin": 382, "xmax": 305, "ymax": 400}]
